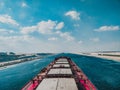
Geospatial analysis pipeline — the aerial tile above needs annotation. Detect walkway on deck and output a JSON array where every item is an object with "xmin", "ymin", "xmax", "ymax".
[{"xmin": 36, "ymin": 58, "xmax": 78, "ymax": 90}]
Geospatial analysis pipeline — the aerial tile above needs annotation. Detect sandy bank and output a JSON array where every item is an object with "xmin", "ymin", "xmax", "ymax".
[
  {"xmin": 89, "ymin": 55, "xmax": 120, "ymax": 62},
  {"xmin": 75, "ymin": 52, "xmax": 120, "ymax": 62}
]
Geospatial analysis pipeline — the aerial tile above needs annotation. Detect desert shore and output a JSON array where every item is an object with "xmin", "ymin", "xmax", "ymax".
[
  {"xmin": 76, "ymin": 52, "xmax": 120, "ymax": 62},
  {"xmin": 0, "ymin": 57, "xmax": 41, "ymax": 67},
  {"xmin": 89, "ymin": 54, "xmax": 120, "ymax": 62}
]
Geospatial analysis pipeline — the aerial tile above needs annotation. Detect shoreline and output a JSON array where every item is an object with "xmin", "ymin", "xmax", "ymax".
[
  {"xmin": 0, "ymin": 57, "xmax": 41, "ymax": 68},
  {"xmin": 88, "ymin": 55, "xmax": 120, "ymax": 62},
  {"xmin": 75, "ymin": 53, "xmax": 120, "ymax": 62}
]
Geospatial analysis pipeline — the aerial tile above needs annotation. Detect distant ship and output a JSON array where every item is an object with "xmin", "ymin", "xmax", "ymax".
[{"xmin": 22, "ymin": 56, "xmax": 97, "ymax": 90}]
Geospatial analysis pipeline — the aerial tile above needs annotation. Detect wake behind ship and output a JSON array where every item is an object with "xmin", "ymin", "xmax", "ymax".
[{"xmin": 22, "ymin": 56, "xmax": 97, "ymax": 90}]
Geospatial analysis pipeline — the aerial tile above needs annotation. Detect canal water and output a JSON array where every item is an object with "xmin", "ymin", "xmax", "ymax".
[{"xmin": 0, "ymin": 53, "xmax": 120, "ymax": 90}]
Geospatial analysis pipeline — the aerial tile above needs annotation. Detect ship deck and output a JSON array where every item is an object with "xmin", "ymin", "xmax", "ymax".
[
  {"xmin": 36, "ymin": 78, "xmax": 78, "ymax": 90},
  {"xmin": 36, "ymin": 59, "xmax": 76, "ymax": 90},
  {"xmin": 22, "ymin": 57, "xmax": 97, "ymax": 90}
]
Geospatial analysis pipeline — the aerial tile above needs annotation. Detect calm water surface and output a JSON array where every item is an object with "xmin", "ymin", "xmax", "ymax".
[{"xmin": 0, "ymin": 53, "xmax": 120, "ymax": 90}]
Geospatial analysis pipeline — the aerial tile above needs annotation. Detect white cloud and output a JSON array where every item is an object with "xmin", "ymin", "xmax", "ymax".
[
  {"xmin": 48, "ymin": 37, "xmax": 58, "ymax": 41},
  {"xmin": 0, "ymin": 35, "xmax": 33, "ymax": 41},
  {"xmin": 0, "ymin": 35, "xmax": 79, "ymax": 53},
  {"xmin": 90, "ymin": 38, "xmax": 100, "ymax": 42},
  {"xmin": 21, "ymin": 20, "xmax": 64, "ymax": 34},
  {"xmin": 37, "ymin": 20, "xmax": 56, "ymax": 34},
  {"xmin": 56, "ymin": 31, "xmax": 74, "ymax": 41},
  {"xmin": 0, "ymin": 14, "xmax": 19, "ymax": 26},
  {"xmin": 78, "ymin": 40, "xmax": 83, "ymax": 44},
  {"xmin": 21, "ymin": 2, "xmax": 28, "ymax": 7},
  {"xmin": 55, "ymin": 22, "xmax": 64, "ymax": 30},
  {"xmin": 0, "ymin": 35, "xmax": 39, "ymax": 53},
  {"xmin": 0, "ymin": 29, "xmax": 15, "ymax": 35},
  {"xmin": 21, "ymin": 26, "xmax": 37, "ymax": 34},
  {"xmin": 21, "ymin": 20, "xmax": 74, "ymax": 42},
  {"xmin": 65, "ymin": 10, "xmax": 80, "ymax": 20},
  {"xmin": 0, "ymin": 34, "xmax": 120, "ymax": 53},
  {"xmin": 95, "ymin": 25, "xmax": 120, "ymax": 32}
]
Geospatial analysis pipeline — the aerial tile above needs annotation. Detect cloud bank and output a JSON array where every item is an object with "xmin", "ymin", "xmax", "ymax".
[
  {"xmin": 65, "ymin": 10, "xmax": 80, "ymax": 20},
  {"xmin": 21, "ymin": 20, "xmax": 64, "ymax": 34},
  {"xmin": 95, "ymin": 25, "xmax": 120, "ymax": 32},
  {"xmin": 0, "ymin": 14, "xmax": 19, "ymax": 26}
]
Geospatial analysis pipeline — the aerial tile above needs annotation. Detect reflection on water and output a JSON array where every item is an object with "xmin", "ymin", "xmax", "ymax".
[{"xmin": 0, "ymin": 53, "xmax": 120, "ymax": 90}]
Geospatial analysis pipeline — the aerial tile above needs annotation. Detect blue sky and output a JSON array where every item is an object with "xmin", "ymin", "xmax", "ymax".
[{"xmin": 0, "ymin": 0, "xmax": 120, "ymax": 53}]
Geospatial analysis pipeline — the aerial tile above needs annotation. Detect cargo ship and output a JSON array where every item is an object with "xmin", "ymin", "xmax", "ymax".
[{"xmin": 22, "ymin": 56, "xmax": 97, "ymax": 90}]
